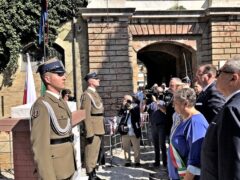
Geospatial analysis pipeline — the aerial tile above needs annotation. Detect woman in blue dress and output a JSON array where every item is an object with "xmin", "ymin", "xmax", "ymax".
[{"xmin": 167, "ymin": 88, "xmax": 209, "ymax": 180}]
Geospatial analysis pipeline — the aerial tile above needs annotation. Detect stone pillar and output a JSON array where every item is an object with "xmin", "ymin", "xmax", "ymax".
[{"xmin": 81, "ymin": 8, "xmax": 135, "ymax": 117}]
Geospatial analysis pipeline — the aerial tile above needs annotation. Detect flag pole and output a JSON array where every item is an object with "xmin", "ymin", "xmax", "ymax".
[
  {"xmin": 39, "ymin": 0, "xmax": 48, "ymax": 95},
  {"xmin": 183, "ymin": 52, "xmax": 188, "ymax": 78}
]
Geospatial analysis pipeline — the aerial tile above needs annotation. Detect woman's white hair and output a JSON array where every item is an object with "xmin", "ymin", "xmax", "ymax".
[{"xmin": 174, "ymin": 88, "xmax": 196, "ymax": 107}]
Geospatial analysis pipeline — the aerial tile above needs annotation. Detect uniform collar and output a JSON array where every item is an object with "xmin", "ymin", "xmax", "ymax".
[
  {"xmin": 87, "ymin": 87, "xmax": 96, "ymax": 92},
  {"xmin": 46, "ymin": 90, "xmax": 61, "ymax": 99}
]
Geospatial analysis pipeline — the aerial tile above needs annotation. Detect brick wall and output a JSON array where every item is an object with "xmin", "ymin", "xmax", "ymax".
[
  {"xmin": 210, "ymin": 21, "xmax": 240, "ymax": 66},
  {"xmin": 12, "ymin": 119, "xmax": 38, "ymax": 180},
  {"xmin": 88, "ymin": 19, "xmax": 133, "ymax": 117}
]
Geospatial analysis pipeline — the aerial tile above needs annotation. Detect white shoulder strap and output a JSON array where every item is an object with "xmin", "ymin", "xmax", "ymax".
[
  {"xmin": 86, "ymin": 92, "xmax": 103, "ymax": 110},
  {"xmin": 42, "ymin": 100, "xmax": 71, "ymax": 136}
]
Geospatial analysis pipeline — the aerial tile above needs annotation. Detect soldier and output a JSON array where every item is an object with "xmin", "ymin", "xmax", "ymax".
[
  {"xmin": 30, "ymin": 57, "xmax": 76, "ymax": 180},
  {"xmin": 80, "ymin": 72, "xmax": 105, "ymax": 180}
]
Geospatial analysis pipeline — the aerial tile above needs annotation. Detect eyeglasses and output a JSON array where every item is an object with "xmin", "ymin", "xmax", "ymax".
[{"xmin": 216, "ymin": 69, "xmax": 234, "ymax": 78}]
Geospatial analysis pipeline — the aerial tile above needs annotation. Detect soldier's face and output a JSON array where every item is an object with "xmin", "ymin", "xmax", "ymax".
[
  {"xmin": 89, "ymin": 78, "xmax": 100, "ymax": 87},
  {"xmin": 44, "ymin": 72, "xmax": 66, "ymax": 92}
]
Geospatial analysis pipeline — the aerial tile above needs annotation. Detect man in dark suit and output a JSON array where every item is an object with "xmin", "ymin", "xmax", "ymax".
[
  {"xmin": 31, "ymin": 57, "xmax": 76, "ymax": 180},
  {"xmin": 195, "ymin": 64, "xmax": 225, "ymax": 123},
  {"xmin": 80, "ymin": 72, "xmax": 105, "ymax": 180},
  {"xmin": 201, "ymin": 56, "xmax": 240, "ymax": 180}
]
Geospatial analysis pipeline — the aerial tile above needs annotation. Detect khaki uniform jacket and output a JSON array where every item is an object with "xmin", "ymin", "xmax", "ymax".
[
  {"xmin": 80, "ymin": 88, "xmax": 105, "ymax": 138},
  {"xmin": 30, "ymin": 92, "xmax": 75, "ymax": 180}
]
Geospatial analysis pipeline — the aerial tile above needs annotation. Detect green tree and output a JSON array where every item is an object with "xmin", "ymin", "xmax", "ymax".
[{"xmin": 0, "ymin": 0, "xmax": 87, "ymax": 87}]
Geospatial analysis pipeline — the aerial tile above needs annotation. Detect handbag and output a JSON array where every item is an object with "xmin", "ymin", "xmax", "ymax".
[{"xmin": 117, "ymin": 112, "xmax": 130, "ymax": 135}]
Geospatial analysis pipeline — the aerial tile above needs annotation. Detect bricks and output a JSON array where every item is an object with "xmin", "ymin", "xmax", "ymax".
[
  {"xmin": 210, "ymin": 20, "xmax": 240, "ymax": 62},
  {"xmin": 225, "ymin": 48, "xmax": 237, "ymax": 54},
  {"xmin": 10, "ymin": 120, "xmax": 39, "ymax": 180}
]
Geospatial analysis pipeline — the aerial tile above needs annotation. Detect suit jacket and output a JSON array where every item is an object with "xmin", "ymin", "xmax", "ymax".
[
  {"xmin": 30, "ymin": 92, "xmax": 75, "ymax": 180},
  {"xmin": 118, "ymin": 105, "xmax": 142, "ymax": 138},
  {"xmin": 80, "ymin": 88, "xmax": 105, "ymax": 138},
  {"xmin": 201, "ymin": 92, "xmax": 240, "ymax": 180},
  {"xmin": 195, "ymin": 81, "xmax": 225, "ymax": 123}
]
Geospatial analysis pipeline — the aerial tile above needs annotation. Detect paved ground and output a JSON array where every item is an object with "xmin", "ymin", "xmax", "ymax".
[
  {"xmin": 0, "ymin": 146, "xmax": 169, "ymax": 180},
  {"xmin": 83, "ymin": 146, "xmax": 169, "ymax": 180}
]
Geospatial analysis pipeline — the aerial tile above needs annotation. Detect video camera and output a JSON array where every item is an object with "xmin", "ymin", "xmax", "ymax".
[{"xmin": 163, "ymin": 90, "xmax": 173, "ymax": 107}]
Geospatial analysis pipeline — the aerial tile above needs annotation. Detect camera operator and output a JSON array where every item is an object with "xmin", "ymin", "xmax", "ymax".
[{"xmin": 117, "ymin": 95, "xmax": 141, "ymax": 167}]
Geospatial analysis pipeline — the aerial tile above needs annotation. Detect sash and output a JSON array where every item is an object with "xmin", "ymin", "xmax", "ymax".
[
  {"xmin": 169, "ymin": 142, "xmax": 187, "ymax": 179},
  {"xmin": 169, "ymin": 114, "xmax": 187, "ymax": 179}
]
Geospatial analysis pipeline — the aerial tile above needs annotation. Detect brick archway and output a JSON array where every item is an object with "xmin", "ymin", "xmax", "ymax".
[{"xmin": 136, "ymin": 41, "xmax": 196, "ymax": 87}]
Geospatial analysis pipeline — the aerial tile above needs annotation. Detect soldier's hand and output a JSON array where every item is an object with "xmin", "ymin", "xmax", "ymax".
[{"xmin": 86, "ymin": 136, "xmax": 94, "ymax": 144}]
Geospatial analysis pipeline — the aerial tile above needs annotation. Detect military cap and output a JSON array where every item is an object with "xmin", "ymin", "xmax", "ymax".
[
  {"xmin": 84, "ymin": 72, "xmax": 99, "ymax": 81},
  {"xmin": 37, "ymin": 57, "xmax": 65, "ymax": 75}
]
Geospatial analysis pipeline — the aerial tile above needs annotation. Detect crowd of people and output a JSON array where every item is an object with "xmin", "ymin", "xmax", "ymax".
[
  {"xmin": 29, "ymin": 56, "xmax": 240, "ymax": 180},
  {"xmin": 116, "ymin": 58, "xmax": 240, "ymax": 180}
]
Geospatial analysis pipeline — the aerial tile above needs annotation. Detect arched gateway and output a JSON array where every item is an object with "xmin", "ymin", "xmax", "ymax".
[{"xmin": 79, "ymin": 0, "xmax": 240, "ymax": 117}]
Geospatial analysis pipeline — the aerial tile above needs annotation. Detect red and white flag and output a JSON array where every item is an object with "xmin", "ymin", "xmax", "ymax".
[{"xmin": 23, "ymin": 53, "xmax": 37, "ymax": 104}]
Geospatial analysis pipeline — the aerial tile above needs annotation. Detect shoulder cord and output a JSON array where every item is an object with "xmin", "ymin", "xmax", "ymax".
[
  {"xmin": 42, "ymin": 100, "xmax": 71, "ymax": 136},
  {"xmin": 86, "ymin": 92, "xmax": 103, "ymax": 110}
]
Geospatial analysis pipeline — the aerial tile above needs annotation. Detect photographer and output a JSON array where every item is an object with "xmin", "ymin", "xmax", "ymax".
[{"xmin": 117, "ymin": 95, "xmax": 141, "ymax": 167}]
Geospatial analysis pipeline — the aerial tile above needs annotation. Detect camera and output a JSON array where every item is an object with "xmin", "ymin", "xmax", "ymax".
[
  {"xmin": 123, "ymin": 126, "xmax": 129, "ymax": 133},
  {"xmin": 126, "ymin": 99, "xmax": 132, "ymax": 104},
  {"xmin": 164, "ymin": 90, "xmax": 173, "ymax": 107}
]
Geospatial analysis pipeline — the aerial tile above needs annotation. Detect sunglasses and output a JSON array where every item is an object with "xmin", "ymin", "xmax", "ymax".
[
  {"xmin": 51, "ymin": 72, "xmax": 65, "ymax": 77},
  {"xmin": 216, "ymin": 69, "xmax": 234, "ymax": 78}
]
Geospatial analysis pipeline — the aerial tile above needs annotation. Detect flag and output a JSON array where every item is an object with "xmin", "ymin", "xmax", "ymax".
[
  {"xmin": 23, "ymin": 54, "xmax": 37, "ymax": 104},
  {"xmin": 40, "ymin": 81, "xmax": 46, "ymax": 96},
  {"xmin": 38, "ymin": 0, "xmax": 48, "ymax": 44}
]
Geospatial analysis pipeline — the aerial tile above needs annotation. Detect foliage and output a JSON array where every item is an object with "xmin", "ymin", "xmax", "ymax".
[
  {"xmin": 168, "ymin": 5, "xmax": 186, "ymax": 10},
  {"xmin": 0, "ymin": 0, "xmax": 87, "ymax": 87}
]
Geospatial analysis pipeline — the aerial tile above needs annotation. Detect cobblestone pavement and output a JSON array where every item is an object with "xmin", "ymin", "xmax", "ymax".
[{"xmin": 0, "ymin": 146, "xmax": 169, "ymax": 180}]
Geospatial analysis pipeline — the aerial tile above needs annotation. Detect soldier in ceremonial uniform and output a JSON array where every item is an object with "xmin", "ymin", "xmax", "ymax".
[
  {"xmin": 80, "ymin": 72, "xmax": 105, "ymax": 180},
  {"xmin": 30, "ymin": 57, "xmax": 76, "ymax": 180}
]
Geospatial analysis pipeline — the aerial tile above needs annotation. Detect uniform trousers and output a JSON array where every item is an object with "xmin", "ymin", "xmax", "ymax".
[
  {"xmin": 85, "ymin": 135, "xmax": 101, "ymax": 173},
  {"xmin": 122, "ymin": 135, "xmax": 140, "ymax": 163}
]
